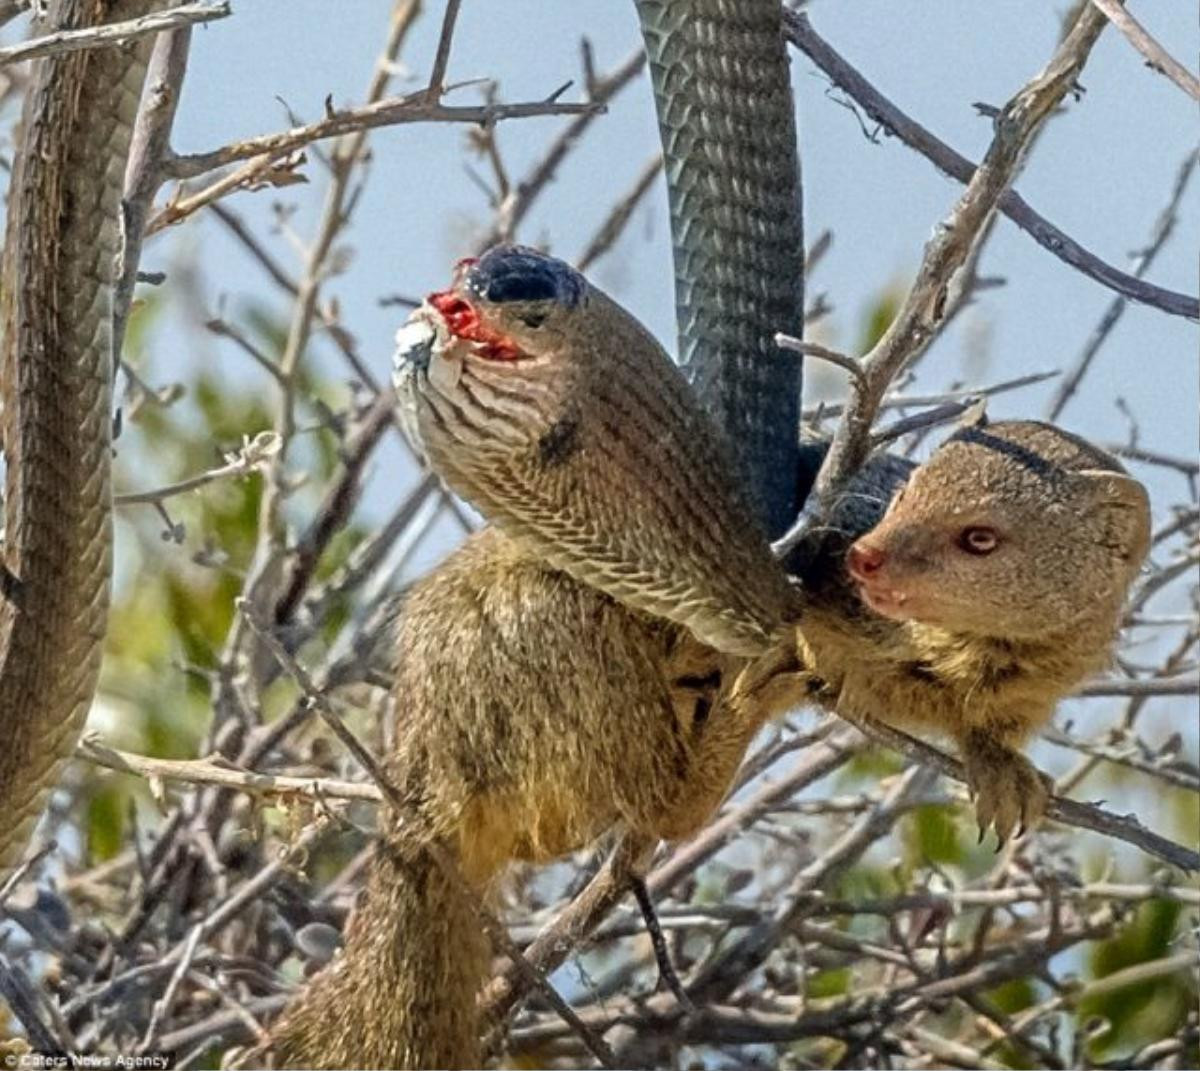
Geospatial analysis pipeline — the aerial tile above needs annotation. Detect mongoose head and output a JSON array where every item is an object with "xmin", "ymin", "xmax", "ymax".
[
  {"xmin": 392, "ymin": 245, "xmax": 797, "ymax": 656},
  {"xmin": 846, "ymin": 419, "xmax": 1151, "ymax": 640}
]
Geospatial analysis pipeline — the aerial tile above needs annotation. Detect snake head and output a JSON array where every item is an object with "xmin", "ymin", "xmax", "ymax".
[
  {"xmin": 392, "ymin": 245, "xmax": 589, "ymax": 479},
  {"xmin": 392, "ymin": 245, "xmax": 796, "ymax": 656}
]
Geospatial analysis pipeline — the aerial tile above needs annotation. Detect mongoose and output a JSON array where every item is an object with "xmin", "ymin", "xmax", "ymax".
[
  {"xmin": 788, "ymin": 416, "xmax": 1151, "ymax": 840},
  {"xmin": 257, "ymin": 246, "xmax": 799, "ymax": 1068},
  {"xmin": 260, "ymin": 248, "xmax": 1150, "ymax": 1067}
]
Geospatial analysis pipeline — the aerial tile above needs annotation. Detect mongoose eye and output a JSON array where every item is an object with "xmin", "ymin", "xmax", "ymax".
[
  {"xmin": 957, "ymin": 526, "xmax": 999, "ymax": 555},
  {"xmin": 519, "ymin": 311, "xmax": 548, "ymax": 329}
]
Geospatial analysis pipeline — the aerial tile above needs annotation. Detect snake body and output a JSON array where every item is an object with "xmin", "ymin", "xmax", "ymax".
[
  {"xmin": 0, "ymin": 0, "xmax": 158, "ymax": 878},
  {"xmin": 0, "ymin": 0, "xmax": 805, "ymax": 1063},
  {"xmin": 637, "ymin": 0, "xmax": 804, "ymax": 537},
  {"xmin": 395, "ymin": 246, "xmax": 799, "ymax": 658}
]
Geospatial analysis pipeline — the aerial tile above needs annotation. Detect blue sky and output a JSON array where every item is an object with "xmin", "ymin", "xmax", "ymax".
[
  {"xmin": 5, "ymin": 1, "xmax": 1194, "ymax": 745},
  {"xmin": 156, "ymin": 0, "xmax": 1196, "ymax": 489}
]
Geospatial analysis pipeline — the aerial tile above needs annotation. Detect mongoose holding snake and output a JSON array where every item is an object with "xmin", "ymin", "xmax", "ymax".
[
  {"xmin": 257, "ymin": 245, "xmax": 1150, "ymax": 1068},
  {"xmin": 0, "ymin": 1, "xmax": 1152, "ymax": 1068}
]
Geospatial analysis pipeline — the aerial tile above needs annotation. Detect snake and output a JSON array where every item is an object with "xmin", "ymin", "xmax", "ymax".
[
  {"xmin": 635, "ymin": 0, "xmax": 804, "ymax": 537},
  {"xmin": 0, "ymin": 0, "xmax": 160, "ymax": 880},
  {"xmin": 0, "ymin": 0, "xmax": 803, "ymax": 901},
  {"xmin": 394, "ymin": 246, "xmax": 801, "ymax": 658}
]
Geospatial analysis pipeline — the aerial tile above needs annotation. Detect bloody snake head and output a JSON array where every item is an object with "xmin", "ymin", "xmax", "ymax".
[
  {"xmin": 464, "ymin": 244, "xmax": 586, "ymax": 309},
  {"xmin": 392, "ymin": 245, "xmax": 592, "ymax": 495},
  {"xmin": 391, "ymin": 244, "xmax": 796, "ymax": 657}
]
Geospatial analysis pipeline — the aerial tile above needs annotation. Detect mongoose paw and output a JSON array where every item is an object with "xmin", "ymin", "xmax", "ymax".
[{"xmin": 962, "ymin": 739, "xmax": 1052, "ymax": 848}]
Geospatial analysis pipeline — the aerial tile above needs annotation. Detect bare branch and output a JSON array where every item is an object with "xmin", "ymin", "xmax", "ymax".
[
  {"xmin": 166, "ymin": 93, "xmax": 601, "ymax": 182},
  {"xmin": 784, "ymin": 10, "xmax": 1199, "ymax": 321},
  {"xmin": 1047, "ymin": 148, "xmax": 1198, "ymax": 419},
  {"xmin": 775, "ymin": 333, "xmax": 866, "ymax": 386},
  {"xmin": 0, "ymin": 2, "xmax": 228, "ymax": 67},
  {"xmin": 1090, "ymin": 0, "xmax": 1200, "ymax": 101},
  {"xmin": 803, "ymin": 369, "xmax": 1061, "ymax": 423},
  {"xmin": 845, "ymin": 716, "xmax": 1200, "ymax": 871},
  {"xmin": 476, "ymin": 47, "xmax": 644, "ymax": 250},
  {"xmin": 77, "ymin": 736, "xmax": 383, "ymax": 803},
  {"xmin": 576, "ymin": 153, "xmax": 663, "ymax": 272},
  {"xmin": 114, "ymin": 431, "xmax": 279, "ymax": 506},
  {"xmin": 781, "ymin": 1, "xmax": 1116, "ymax": 557},
  {"xmin": 425, "ymin": 0, "xmax": 462, "ymax": 95},
  {"xmin": 1076, "ymin": 672, "xmax": 1198, "ymax": 697},
  {"xmin": 114, "ymin": 24, "xmax": 194, "ymax": 360}
]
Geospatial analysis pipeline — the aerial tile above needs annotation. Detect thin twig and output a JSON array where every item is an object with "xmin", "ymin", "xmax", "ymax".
[
  {"xmin": 1089, "ymin": 0, "xmax": 1200, "ymax": 101},
  {"xmin": 477, "ymin": 48, "xmax": 644, "ymax": 249},
  {"xmin": 776, "ymin": 334, "xmax": 866, "ymax": 385},
  {"xmin": 1047, "ymin": 148, "xmax": 1198, "ymax": 419},
  {"xmin": 114, "ymin": 431, "xmax": 278, "ymax": 506},
  {"xmin": 576, "ymin": 154, "xmax": 663, "ymax": 272},
  {"xmin": 803, "ymin": 369, "xmax": 1061, "ymax": 423},
  {"xmin": 425, "ymin": 0, "xmax": 462, "ymax": 94},
  {"xmin": 0, "ymin": 1, "xmax": 228, "ymax": 67}
]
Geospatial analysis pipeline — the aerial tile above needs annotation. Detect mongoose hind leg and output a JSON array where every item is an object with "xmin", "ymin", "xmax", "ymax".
[{"xmin": 961, "ymin": 729, "xmax": 1053, "ymax": 845}]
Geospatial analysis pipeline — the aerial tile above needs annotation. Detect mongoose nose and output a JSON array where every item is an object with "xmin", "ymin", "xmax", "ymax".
[{"xmin": 846, "ymin": 542, "xmax": 886, "ymax": 580}]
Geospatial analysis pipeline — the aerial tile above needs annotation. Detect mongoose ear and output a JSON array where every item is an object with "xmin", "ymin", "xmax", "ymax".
[{"xmin": 1069, "ymin": 470, "xmax": 1152, "ymax": 564}]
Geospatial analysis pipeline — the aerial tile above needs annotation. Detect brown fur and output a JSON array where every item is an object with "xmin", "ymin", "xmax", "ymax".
[
  {"xmin": 262, "ymin": 248, "xmax": 1149, "ymax": 1069},
  {"xmin": 789, "ymin": 419, "xmax": 1151, "ymax": 839},
  {"xmin": 258, "ymin": 529, "xmax": 772, "ymax": 1068},
  {"xmin": 260, "ymin": 249, "xmax": 800, "ymax": 1068}
]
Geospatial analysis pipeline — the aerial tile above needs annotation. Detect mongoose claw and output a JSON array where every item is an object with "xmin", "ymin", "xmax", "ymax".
[{"xmin": 962, "ymin": 735, "xmax": 1052, "ymax": 845}]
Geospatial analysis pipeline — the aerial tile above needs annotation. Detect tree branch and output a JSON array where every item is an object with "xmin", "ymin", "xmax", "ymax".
[
  {"xmin": 783, "ymin": 10, "xmax": 1198, "ymax": 322},
  {"xmin": 1046, "ymin": 147, "xmax": 1198, "ymax": 419},
  {"xmin": 166, "ymin": 94, "xmax": 601, "ymax": 182},
  {"xmin": 1089, "ymin": 0, "xmax": 1200, "ymax": 101},
  {"xmin": 0, "ymin": 1, "xmax": 228, "ymax": 67},
  {"xmin": 778, "ymin": 1, "xmax": 1118, "ymax": 557}
]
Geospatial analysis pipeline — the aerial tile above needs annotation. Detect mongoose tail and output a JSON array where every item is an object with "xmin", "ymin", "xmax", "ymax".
[{"xmin": 263, "ymin": 843, "xmax": 488, "ymax": 1070}]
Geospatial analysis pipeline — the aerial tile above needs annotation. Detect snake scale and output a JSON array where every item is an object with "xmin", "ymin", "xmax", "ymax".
[
  {"xmin": 0, "ymin": 0, "xmax": 160, "ymax": 880},
  {"xmin": 637, "ymin": 0, "xmax": 804, "ymax": 536},
  {"xmin": 0, "ymin": 1, "xmax": 802, "ymax": 882}
]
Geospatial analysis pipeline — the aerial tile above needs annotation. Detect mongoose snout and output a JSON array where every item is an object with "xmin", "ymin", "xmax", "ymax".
[{"xmin": 845, "ymin": 539, "xmax": 914, "ymax": 621}]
